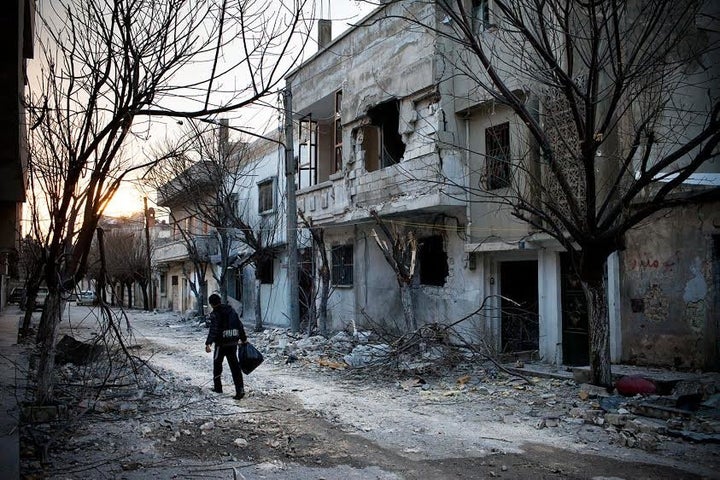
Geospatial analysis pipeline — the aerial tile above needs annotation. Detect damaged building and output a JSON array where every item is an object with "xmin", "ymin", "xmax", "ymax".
[{"xmin": 284, "ymin": 1, "xmax": 720, "ymax": 370}]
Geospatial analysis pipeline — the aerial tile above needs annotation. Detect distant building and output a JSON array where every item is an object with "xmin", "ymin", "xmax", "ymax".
[{"xmin": 0, "ymin": 0, "xmax": 34, "ymax": 308}]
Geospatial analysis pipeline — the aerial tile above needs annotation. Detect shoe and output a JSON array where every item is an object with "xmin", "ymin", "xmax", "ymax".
[
  {"xmin": 211, "ymin": 387, "xmax": 223, "ymax": 393},
  {"xmin": 233, "ymin": 390, "xmax": 245, "ymax": 400}
]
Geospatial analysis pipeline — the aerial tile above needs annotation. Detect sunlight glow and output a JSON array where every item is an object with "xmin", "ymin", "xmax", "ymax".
[{"xmin": 104, "ymin": 185, "xmax": 145, "ymax": 217}]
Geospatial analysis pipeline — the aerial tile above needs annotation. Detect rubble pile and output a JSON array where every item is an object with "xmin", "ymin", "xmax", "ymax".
[{"xmin": 250, "ymin": 327, "xmax": 720, "ymax": 451}]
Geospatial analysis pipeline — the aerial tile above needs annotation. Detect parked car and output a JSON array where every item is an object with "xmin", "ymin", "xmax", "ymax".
[
  {"xmin": 19, "ymin": 286, "xmax": 49, "ymax": 311},
  {"xmin": 77, "ymin": 290, "xmax": 98, "ymax": 306},
  {"xmin": 8, "ymin": 287, "xmax": 25, "ymax": 305}
]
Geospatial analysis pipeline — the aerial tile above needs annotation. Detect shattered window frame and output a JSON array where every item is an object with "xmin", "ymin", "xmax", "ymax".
[
  {"xmin": 418, "ymin": 235, "xmax": 449, "ymax": 286},
  {"xmin": 363, "ymin": 99, "xmax": 406, "ymax": 172}
]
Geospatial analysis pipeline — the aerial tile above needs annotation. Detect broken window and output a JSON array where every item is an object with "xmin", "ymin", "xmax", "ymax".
[
  {"xmin": 257, "ymin": 257, "xmax": 274, "ymax": 284},
  {"xmin": 258, "ymin": 178, "xmax": 275, "ymax": 214},
  {"xmin": 297, "ymin": 90, "xmax": 343, "ymax": 188},
  {"xmin": 159, "ymin": 274, "xmax": 167, "ymax": 294},
  {"xmin": 363, "ymin": 99, "xmax": 406, "ymax": 172},
  {"xmin": 418, "ymin": 235, "xmax": 449, "ymax": 286},
  {"xmin": 331, "ymin": 244, "xmax": 353, "ymax": 286},
  {"xmin": 485, "ymin": 122, "xmax": 511, "ymax": 190}
]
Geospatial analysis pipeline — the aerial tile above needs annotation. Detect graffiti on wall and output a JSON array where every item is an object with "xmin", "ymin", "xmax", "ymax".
[{"xmin": 627, "ymin": 256, "xmax": 676, "ymax": 271}]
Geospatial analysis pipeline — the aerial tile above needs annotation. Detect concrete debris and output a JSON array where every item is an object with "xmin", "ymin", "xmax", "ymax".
[
  {"xmin": 222, "ymin": 326, "xmax": 720, "ymax": 449},
  {"xmin": 578, "ymin": 384, "xmax": 611, "ymax": 400},
  {"xmin": 344, "ymin": 344, "xmax": 392, "ymax": 368}
]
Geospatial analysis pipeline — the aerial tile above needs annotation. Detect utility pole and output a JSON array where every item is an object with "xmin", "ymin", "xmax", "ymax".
[
  {"xmin": 284, "ymin": 87, "xmax": 299, "ymax": 332},
  {"xmin": 144, "ymin": 197, "xmax": 154, "ymax": 311}
]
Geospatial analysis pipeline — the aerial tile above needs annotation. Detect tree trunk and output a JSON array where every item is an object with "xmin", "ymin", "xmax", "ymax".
[
  {"xmin": 399, "ymin": 283, "xmax": 416, "ymax": 331},
  {"xmin": 581, "ymin": 256, "xmax": 613, "ymax": 387},
  {"xmin": 35, "ymin": 291, "xmax": 65, "ymax": 405},
  {"xmin": 254, "ymin": 278, "xmax": 263, "ymax": 332},
  {"xmin": 318, "ymin": 265, "xmax": 330, "ymax": 336},
  {"xmin": 140, "ymin": 281, "xmax": 149, "ymax": 310},
  {"xmin": 22, "ymin": 282, "xmax": 41, "ymax": 339},
  {"xmin": 126, "ymin": 282, "xmax": 133, "ymax": 308},
  {"xmin": 198, "ymin": 278, "xmax": 207, "ymax": 317}
]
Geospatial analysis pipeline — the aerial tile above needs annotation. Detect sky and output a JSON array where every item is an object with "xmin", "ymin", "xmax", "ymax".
[{"xmin": 104, "ymin": 0, "xmax": 378, "ymax": 217}]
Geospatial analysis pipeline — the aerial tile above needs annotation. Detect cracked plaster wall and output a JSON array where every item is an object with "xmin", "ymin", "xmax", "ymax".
[{"xmin": 620, "ymin": 200, "xmax": 720, "ymax": 369}]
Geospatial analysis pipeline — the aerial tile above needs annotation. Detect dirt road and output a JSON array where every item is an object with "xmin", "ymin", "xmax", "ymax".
[{"xmin": 21, "ymin": 308, "xmax": 719, "ymax": 479}]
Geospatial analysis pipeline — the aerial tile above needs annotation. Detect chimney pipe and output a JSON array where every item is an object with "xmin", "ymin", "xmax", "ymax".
[{"xmin": 318, "ymin": 19, "xmax": 332, "ymax": 50}]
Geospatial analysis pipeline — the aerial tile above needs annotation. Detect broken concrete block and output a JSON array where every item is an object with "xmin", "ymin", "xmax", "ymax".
[
  {"xmin": 604, "ymin": 413, "xmax": 628, "ymax": 427},
  {"xmin": 343, "ymin": 344, "xmax": 391, "ymax": 368},
  {"xmin": 579, "ymin": 383, "xmax": 611, "ymax": 399}
]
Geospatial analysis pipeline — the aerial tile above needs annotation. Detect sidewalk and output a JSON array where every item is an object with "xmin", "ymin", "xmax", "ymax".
[{"xmin": 0, "ymin": 306, "xmax": 27, "ymax": 480}]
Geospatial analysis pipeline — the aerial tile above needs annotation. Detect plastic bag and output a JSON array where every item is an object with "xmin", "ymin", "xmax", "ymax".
[{"xmin": 238, "ymin": 342, "xmax": 264, "ymax": 374}]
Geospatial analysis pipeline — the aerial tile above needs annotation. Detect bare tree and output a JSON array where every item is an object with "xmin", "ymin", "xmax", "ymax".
[
  {"xmin": 371, "ymin": 0, "xmax": 720, "ymax": 386},
  {"xmin": 100, "ymin": 227, "xmax": 147, "ymax": 309},
  {"xmin": 370, "ymin": 210, "xmax": 419, "ymax": 331},
  {"xmin": 147, "ymin": 121, "xmax": 284, "ymax": 331},
  {"xmin": 298, "ymin": 210, "xmax": 330, "ymax": 336},
  {"xmin": 25, "ymin": 0, "xmax": 314, "ymax": 404},
  {"xmin": 18, "ymin": 235, "xmax": 45, "ymax": 338}
]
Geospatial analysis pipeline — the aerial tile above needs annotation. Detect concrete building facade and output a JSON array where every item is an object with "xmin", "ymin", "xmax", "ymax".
[{"xmin": 283, "ymin": 1, "xmax": 719, "ymax": 369}]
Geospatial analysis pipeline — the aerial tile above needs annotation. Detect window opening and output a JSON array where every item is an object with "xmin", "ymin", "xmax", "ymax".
[
  {"xmin": 418, "ymin": 235, "xmax": 449, "ymax": 286},
  {"xmin": 485, "ymin": 122, "xmax": 511, "ymax": 190},
  {"xmin": 334, "ymin": 90, "xmax": 343, "ymax": 174},
  {"xmin": 363, "ymin": 99, "xmax": 406, "ymax": 172},
  {"xmin": 159, "ymin": 274, "xmax": 167, "ymax": 294},
  {"xmin": 257, "ymin": 257, "xmax": 274, "ymax": 284},
  {"xmin": 298, "ymin": 116, "xmax": 318, "ymax": 189},
  {"xmin": 472, "ymin": 0, "xmax": 490, "ymax": 35},
  {"xmin": 258, "ymin": 178, "xmax": 275, "ymax": 214},
  {"xmin": 331, "ymin": 244, "xmax": 353, "ymax": 286}
]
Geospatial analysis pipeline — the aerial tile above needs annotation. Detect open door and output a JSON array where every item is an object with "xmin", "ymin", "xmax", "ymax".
[{"xmin": 500, "ymin": 260, "xmax": 539, "ymax": 352}]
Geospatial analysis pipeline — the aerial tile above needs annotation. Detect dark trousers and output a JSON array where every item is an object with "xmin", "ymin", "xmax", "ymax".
[{"xmin": 213, "ymin": 344, "xmax": 244, "ymax": 394}]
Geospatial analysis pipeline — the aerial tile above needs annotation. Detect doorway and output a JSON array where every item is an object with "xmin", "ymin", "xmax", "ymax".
[
  {"xmin": 500, "ymin": 260, "xmax": 539, "ymax": 352},
  {"xmin": 560, "ymin": 253, "xmax": 589, "ymax": 365}
]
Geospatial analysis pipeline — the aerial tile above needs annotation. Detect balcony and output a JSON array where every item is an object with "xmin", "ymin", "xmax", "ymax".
[
  {"xmin": 297, "ymin": 147, "xmax": 467, "ymax": 225},
  {"xmin": 156, "ymin": 161, "xmax": 217, "ymax": 208},
  {"xmin": 153, "ymin": 235, "xmax": 218, "ymax": 265}
]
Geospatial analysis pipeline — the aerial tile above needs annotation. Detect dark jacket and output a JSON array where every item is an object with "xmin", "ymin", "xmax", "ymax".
[{"xmin": 205, "ymin": 304, "xmax": 247, "ymax": 346}]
